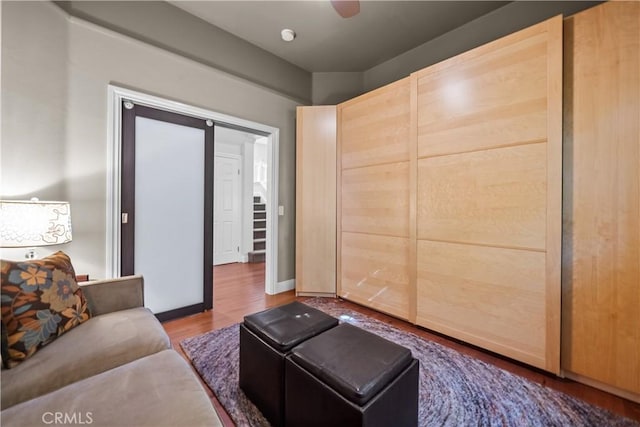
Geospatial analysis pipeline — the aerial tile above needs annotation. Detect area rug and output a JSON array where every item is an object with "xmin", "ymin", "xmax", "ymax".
[{"xmin": 180, "ymin": 299, "xmax": 638, "ymax": 427}]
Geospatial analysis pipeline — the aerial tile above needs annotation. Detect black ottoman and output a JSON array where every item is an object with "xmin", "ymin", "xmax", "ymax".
[
  {"xmin": 285, "ymin": 323, "xmax": 419, "ymax": 427},
  {"xmin": 239, "ymin": 301, "xmax": 338, "ymax": 427}
]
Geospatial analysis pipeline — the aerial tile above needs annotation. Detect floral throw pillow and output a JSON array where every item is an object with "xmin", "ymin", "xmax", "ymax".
[{"xmin": 1, "ymin": 251, "xmax": 91, "ymax": 368}]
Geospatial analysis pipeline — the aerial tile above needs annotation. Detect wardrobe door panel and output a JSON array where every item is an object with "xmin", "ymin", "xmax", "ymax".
[
  {"xmin": 417, "ymin": 143, "xmax": 546, "ymax": 250},
  {"xmin": 414, "ymin": 16, "xmax": 562, "ymax": 373},
  {"xmin": 417, "ymin": 240, "xmax": 547, "ymax": 368},
  {"xmin": 341, "ymin": 162, "xmax": 410, "ymax": 237},
  {"xmin": 341, "ymin": 233, "xmax": 410, "ymax": 320},
  {"xmin": 296, "ymin": 106, "xmax": 337, "ymax": 296},
  {"xmin": 340, "ymin": 79, "xmax": 411, "ymax": 169},
  {"xmin": 338, "ymin": 78, "xmax": 412, "ymax": 320},
  {"xmin": 417, "ymin": 32, "xmax": 549, "ymax": 158}
]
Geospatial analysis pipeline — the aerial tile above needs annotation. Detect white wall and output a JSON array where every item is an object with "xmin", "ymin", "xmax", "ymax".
[
  {"xmin": 0, "ymin": 2, "xmax": 69, "ymax": 261},
  {"xmin": 253, "ymin": 138, "xmax": 268, "ymax": 203},
  {"xmin": 1, "ymin": 1, "xmax": 299, "ymax": 281},
  {"xmin": 1, "ymin": 3, "xmax": 67, "ymax": 201},
  {"xmin": 242, "ymin": 140, "xmax": 255, "ymax": 258},
  {"xmin": 216, "ymin": 142, "xmax": 243, "ymax": 156}
]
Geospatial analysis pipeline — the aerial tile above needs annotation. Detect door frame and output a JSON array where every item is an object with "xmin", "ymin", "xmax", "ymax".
[
  {"xmin": 107, "ymin": 85, "xmax": 280, "ymax": 295},
  {"xmin": 213, "ymin": 152, "xmax": 243, "ymax": 265}
]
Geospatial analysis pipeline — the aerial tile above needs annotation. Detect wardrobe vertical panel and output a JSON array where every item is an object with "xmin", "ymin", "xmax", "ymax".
[
  {"xmin": 562, "ymin": 1, "xmax": 640, "ymax": 397},
  {"xmin": 295, "ymin": 106, "xmax": 337, "ymax": 296},
  {"xmin": 414, "ymin": 16, "xmax": 562, "ymax": 373},
  {"xmin": 337, "ymin": 78, "xmax": 412, "ymax": 320}
]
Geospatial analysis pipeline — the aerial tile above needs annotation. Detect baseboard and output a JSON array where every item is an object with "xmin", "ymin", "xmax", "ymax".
[
  {"xmin": 296, "ymin": 291, "xmax": 336, "ymax": 297},
  {"xmin": 564, "ymin": 371, "xmax": 640, "ymax": 403},
  {"xmin": 272, "ymin": 278, "xmax": 295, "ymax": 294}
]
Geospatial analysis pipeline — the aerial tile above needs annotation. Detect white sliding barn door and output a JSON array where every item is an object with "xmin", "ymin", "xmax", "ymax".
[{"xmin": 121, "ymin": 103, "xmax": 214, "ymax": 321}]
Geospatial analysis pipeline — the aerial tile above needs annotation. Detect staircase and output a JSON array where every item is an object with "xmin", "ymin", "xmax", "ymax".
[{"xmin": 248, "ymin": 196, "xmax": 266, "ymax": 263}]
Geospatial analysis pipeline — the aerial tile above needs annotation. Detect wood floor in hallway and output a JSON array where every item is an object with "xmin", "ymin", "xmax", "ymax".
[
  {"xmin": 163, "ymin": 262, "xmax": 640, "ymax": 426},
  {"xmin": 163, "ymin": 262, "xmax": 294, "ymax": 348}
]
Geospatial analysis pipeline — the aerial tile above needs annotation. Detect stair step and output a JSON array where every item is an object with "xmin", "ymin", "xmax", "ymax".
[
  {"xmin": 253, "ymin": 238, "xmax": 266, "ymax": 243},
  {"xmin": 248, "ymin": 250, "xmax": 265, "ymax": 263},
  {"xmin": 249, "ymin": 249, "xmax": 266, "ymax": 254},
  {"xmin": 254, "ymin": 228, "xmax": 266, "ymax": 232}
]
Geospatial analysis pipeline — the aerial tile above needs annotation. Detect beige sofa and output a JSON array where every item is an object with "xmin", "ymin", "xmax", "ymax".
[{"xmin": 1, "ymin": 276, "xmax": 222, "ymax": 427}]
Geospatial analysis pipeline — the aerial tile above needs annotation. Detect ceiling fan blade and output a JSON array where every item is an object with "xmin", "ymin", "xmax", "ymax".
[{"xmin": 330, "ymin": 0, "xmax": 360, "ymax": 18}]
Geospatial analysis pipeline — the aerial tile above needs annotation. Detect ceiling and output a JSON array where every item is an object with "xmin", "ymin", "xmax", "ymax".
[{"xmin": 170, "ymin": 1, "xmax": 510, "ymax": 72}]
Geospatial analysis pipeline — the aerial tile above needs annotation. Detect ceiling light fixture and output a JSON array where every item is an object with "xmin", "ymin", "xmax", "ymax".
[{"xmin": 281, "ymin": 29, "xmax": 296, "ymax": 42}]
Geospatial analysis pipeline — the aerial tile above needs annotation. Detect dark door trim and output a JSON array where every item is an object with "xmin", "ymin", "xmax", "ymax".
[{"xmin": 121, "ymin": 102, "xmax": 214, "ymax": 320}]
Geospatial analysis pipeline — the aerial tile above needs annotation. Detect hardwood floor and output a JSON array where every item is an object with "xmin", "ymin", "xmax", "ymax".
[
  {"xmin": 163, "ymin": 262, "xmax": 640, "ymax": 425},
  {"xmin": 164, "ymin": 262, "xmax": 289, "ymax": 342}
]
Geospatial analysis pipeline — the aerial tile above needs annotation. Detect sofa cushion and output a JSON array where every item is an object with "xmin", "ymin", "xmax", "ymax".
[
  {"xmin": 1, "ymin": 307, "xmax": 170, "ymax": 409},
  {"xmin": 1, "ymin": 350, "xmax": 223, "ymax": 427},
  {"xmin": 0, "ymin": 251, "xmax": 91, "ymax": 368}
]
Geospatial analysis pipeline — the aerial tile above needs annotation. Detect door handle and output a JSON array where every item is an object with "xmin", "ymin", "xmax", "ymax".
[{"xmin": 122, "ymin": 213, "xmax": 129, "ymax": 224}]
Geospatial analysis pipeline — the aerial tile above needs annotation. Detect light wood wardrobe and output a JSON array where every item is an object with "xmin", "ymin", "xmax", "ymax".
[{"xmin": 296, "ymin": 0, "xmax": 639, "ymax": 400}]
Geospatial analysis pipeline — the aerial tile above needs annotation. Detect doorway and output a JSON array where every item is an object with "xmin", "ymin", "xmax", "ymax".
[
  {"xmin": 213, "ymin": 127, "xmax": 268, "ymax": 288},
  {"xmin": 107, "ymin": 85, "xmax": 281, "ymax": 306}
]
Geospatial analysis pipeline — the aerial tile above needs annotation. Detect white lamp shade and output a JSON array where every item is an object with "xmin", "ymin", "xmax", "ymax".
[{"xmin": 0, "ymin": 200, "xmax": 72, "ymax": 247}]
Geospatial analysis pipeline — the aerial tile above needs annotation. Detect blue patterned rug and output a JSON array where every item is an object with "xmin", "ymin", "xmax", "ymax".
[{"xmin": 180, "ymin": 298, "xmax": 639, "ymax": 427}]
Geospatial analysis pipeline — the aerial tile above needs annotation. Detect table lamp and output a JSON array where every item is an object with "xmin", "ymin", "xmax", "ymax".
[{"xmin": 0, "ymin": 199, "xmax": 73, "ymax": 259}]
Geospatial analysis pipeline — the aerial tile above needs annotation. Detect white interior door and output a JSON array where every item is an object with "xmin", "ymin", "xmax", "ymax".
[{"xmin": 214, "ymin": 155, "xmax": 241, "ymax": 265}]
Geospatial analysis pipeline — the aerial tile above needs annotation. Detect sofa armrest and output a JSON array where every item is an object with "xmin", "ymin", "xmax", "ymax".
[{"xmin": 80, "ymin": 275, "xmax": 144, "ymax": 316}]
